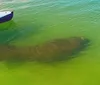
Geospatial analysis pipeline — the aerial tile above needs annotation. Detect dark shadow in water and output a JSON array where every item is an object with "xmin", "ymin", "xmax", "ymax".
[
  {"xmin": 2, "ymin": 37, "xmax": 91, "ymax": 69},
  {"xmin": 46, "ymin": 40, "xmax": 91, "ymax": 66}
]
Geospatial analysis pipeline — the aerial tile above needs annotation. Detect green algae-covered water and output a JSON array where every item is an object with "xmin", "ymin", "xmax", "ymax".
[{"xmin": 0, "ymin": 0, "xmax": 100, "ymax": 85}]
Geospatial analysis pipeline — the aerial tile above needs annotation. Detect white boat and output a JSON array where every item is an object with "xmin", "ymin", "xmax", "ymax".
[{"xmin": 0, "ymin": 11, "xmax": 13, "ymax": 23}]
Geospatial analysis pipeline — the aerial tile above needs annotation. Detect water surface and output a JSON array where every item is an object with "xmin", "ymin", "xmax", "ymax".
[{"xmin": 0, "ymin": 0, "xmax": 100, "ymax": 85}]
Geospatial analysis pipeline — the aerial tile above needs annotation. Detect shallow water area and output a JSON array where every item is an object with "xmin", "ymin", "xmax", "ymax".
[{"xmin": 0, "ymin": 0, "xmax": 100, "ymax": 85}]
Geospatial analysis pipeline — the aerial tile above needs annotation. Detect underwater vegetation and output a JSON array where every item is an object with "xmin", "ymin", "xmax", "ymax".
[{"xmin": 0, "ymin": 37, "xmax": 90, "ymax": 62}]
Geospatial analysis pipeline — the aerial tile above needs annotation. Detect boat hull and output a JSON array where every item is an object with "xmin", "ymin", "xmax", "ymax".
[{"xmin": 0, "ymin": 11, "xmax": 13, "ymax": 23}]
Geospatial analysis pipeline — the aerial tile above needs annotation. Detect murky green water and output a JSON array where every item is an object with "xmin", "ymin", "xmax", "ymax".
[{"xmin": 0, "ymin": 0, "xmax": 100, "ymax": 85}]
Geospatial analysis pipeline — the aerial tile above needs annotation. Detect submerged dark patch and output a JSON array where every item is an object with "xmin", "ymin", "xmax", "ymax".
[{"xmin": 0, "ymin": 37, "xmax": 90, "ymax": 62}]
